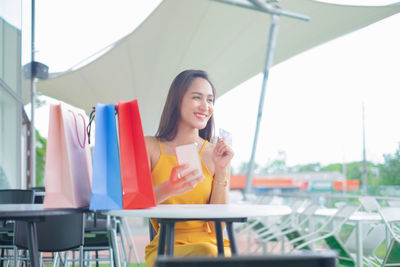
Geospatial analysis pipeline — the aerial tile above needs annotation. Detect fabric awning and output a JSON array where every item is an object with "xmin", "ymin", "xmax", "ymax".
[{"xmin": 35, "ymin": 0, "xmax": 400, "ymax": 135}]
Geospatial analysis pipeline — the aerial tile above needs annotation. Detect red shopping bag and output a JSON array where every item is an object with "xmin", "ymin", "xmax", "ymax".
[
  {"xmin": 43, "ymin": 103, "xmax": 92, "ymax": 209},
  {"xmin": 118, "ymin": 100, "xmax": 156, "ymax": 209}
]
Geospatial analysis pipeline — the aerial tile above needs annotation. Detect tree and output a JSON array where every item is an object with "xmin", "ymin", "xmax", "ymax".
[
  {"xmin": 320, "ymin": 163, "xmax": 342, "ymax": 172},
  {"xmin": 35, "ymin": 129, "xmax": 47, "ymax": 187},
  {"xmin": 297, "ymin": 163, "xmax": 321, "ymax": 172},
  {"xmin": 378, "ymin": 144, "xmax": 400, "ymax": 185},
  {"xmin": 260, "ymin": 151, "xmax": 287, "ymax": 174}
]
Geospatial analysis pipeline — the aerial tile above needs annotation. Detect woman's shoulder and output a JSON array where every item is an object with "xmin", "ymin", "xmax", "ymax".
[
  {"xmin": 145, "ymin": 136, "xmax": 161, "ymax": 169},
  {"xmin": 145, "ymin": 136, "xmax": 159, "ymax": 153}
]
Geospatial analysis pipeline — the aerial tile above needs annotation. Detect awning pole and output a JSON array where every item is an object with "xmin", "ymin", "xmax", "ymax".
[
  {"xmin": 30, "ymin": 0, "xmax": 36, "ymax": 188},
  {"xmin": 244, "ymin": 13, "xmax": 279, "ymax": 198}
]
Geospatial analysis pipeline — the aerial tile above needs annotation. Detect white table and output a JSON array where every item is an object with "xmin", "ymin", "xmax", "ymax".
[
  {"xmin": 106, "ymin": 204, "xmax": 291, "ymax": 264},
  {"xmin": 106, "ymin": 204, "xmax": 291, "ymax": 219},
  {"xmin": 313, "ymin": 207, "xmax": 400, "ymax": 267}
]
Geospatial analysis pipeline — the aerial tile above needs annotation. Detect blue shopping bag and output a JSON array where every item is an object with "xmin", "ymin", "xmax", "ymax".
[{"xmin": 89, "ymin": 103, "xmax": 123, "ymax": 210}]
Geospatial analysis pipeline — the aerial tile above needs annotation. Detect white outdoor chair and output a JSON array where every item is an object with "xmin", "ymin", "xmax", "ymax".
[
  {"xmin": 252, "ymin": 202, "xmax": 320, "ymax": 253},
  {"xmin": 287, "ymin": 204, "xmax": 359, "ymax": 266},
  {"xmin": 359, "ymin": 196, "xmax": 400, "ymax": 267},
  {"xmin": 234, "ymin": 198, "xmax": 306, "ymax": 254},
  {"xmin": 235, "ymin": 196, "xmax": 290, "ymax": 236},
  {"xmin": 345, "ymin": 223, "xmax": 386, "ymax": 267}
]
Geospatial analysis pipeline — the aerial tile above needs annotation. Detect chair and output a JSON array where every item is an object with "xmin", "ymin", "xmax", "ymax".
[
  {"xmin": 288, "ymin": 204, "xmax": 359, "ymax": 267},
  {"xmin": 84, "ymin": 213, "xmax": 141, "ymax": 266},
  {"xmin": 236, "ymin": 198, "xmax": 307, "ymax": 237},
  {"xmin": 253, "ymin": 202, "xmax": 320, "ymax": 253},
  {"xmin": 0, "ymin": 189, "xmax": 34, "ymax": 267},
  {"xmin": 235, "ymin": 199, "xmax": 307, "ymax": 253},
  {"xmin": 14, "ymin": 213, "xmax": 85, "ymax": 267},
  {"xmin": 359, "ymin": 196, "xmax": 400, "ymax": 267},
  {"xmin": 83, "ymin": 213, "xmax": 116, "ymax": 266},
  {"xmin": 149, "ymin": 220, "xmax": 157, "ymax": 242},
  {"xmin": 345, "ymin": 223, "xmax": 386, "ymax": 267}
]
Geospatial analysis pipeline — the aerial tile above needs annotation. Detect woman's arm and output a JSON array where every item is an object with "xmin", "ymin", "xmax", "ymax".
[
  {"xmin": 208, "ymin": 138, "xmax": 234, "ymax": 232},
  {"xmin": 209, "ymin": 138, "xmax": 234, "ymax": 204}
]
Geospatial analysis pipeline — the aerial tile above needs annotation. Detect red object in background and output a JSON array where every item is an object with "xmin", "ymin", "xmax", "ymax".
[
  {"xmin": 229, "ymin": 175, "xmax": 294, "ymax": 189},
  {"xmin": 333, "ymin": 180, "xmax": 360, "ymax": 191},
  {"xmin": 230, "ymin": 175, "xmax": 247, "ymax": 189},
  {"xmin": 118, "ymin": 100, "xmax": 156, "ymax": 209}
]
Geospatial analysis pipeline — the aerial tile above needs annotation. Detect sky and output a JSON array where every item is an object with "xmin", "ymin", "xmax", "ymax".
[{"xmin": 9, "ymin": 0, "xmax": 400, "ymax": 171}]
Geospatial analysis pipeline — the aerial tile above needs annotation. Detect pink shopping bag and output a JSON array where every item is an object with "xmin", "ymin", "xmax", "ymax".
[{"xmin": 43, "ymin": 103, "xmax": 92, "ymax": 209}]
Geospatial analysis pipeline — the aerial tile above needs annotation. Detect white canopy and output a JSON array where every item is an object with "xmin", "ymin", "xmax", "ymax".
[{"xmin": 36, "ymin": 0, "xmax": 400, "ymax": 135}]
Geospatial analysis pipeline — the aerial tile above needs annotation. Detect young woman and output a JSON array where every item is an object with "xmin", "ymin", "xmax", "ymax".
[{"xmin": 144, "ymin": 70, "xmax": 234, "ymax": 266}]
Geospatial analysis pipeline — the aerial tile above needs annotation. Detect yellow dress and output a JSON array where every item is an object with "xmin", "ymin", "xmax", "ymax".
[{"xmin": 144, "ymin": 140, "xmax": 231, "ymax": 267}]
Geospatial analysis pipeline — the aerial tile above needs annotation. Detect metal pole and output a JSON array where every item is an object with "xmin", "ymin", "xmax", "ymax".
[
  {"xmin": 244, "ymin": 14, "xmax": 280, "ymax": 198},
  {"xmin": 362, "ymin": 102, "xmax": 367, "ymax": 195},
  {"xmin": 30, "ymin": 0, "xmax": 36, "ymax": 188}
]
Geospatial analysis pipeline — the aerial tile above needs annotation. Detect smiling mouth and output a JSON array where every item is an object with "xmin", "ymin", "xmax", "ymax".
[{"xmin": 195, "ymin": 112, "xmax": 207, "ymax": 119}]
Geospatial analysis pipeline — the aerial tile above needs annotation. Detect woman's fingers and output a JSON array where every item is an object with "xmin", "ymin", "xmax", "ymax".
[{"xmin": 170, "ymin": 166, "xmax": 204, "ymax": 194}]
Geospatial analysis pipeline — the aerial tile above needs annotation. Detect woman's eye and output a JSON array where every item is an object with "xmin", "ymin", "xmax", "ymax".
[{"xmin": 207, "ymin": 98, "xmax": 214, "ymax": 103}]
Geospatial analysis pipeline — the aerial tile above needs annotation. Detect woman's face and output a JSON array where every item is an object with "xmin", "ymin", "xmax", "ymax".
[{"xmin": 179, "ymin": 77, "xmax": 214, "ymax": 130}]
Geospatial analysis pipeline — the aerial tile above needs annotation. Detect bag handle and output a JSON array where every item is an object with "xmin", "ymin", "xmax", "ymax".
[
  {"xmin": 69, "ymin": 110, "xmax": 86, "ymax": 148},
  {"xmin": 87, "ymin": 107, "xmax": 96, "ymax": 144},
  {"xmin": 86, "ymin": 105, "xmax": 119, "ymax": 144}
]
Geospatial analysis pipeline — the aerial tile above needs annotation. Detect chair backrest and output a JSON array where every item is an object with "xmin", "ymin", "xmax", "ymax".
[
  {"xmin": 359, "ymin": 196, "xmax": 400, "ymax": 242},
  {"xmin": 15, "ymin": 213, "xmax": 85, "ymax": 252},
  {"xmin": 29, "ymin": 187, "xmax": 45, "ymax": 204},
  {"xmin": 0, "ymin": 189, "xmax": 34, "ymax": 204},
  {"xmin": 297, "ymin": 203, "xmax": 319, "ymax": 227},
  {"xmin": 318, "ymin": 204, "xmax": 359, "ymax": 234},
  {"xmin": 359, "ymin": 196, "xmax": 380, "ymax": 212},
  {"xmin": 346, "ymin": 224, "xmax": 386, "ymax": 255}
]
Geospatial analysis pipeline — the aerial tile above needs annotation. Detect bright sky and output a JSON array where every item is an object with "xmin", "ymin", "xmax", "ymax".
[{"xmin": 14, "ymin": 0, "xmax": 400, "ymax": 170}]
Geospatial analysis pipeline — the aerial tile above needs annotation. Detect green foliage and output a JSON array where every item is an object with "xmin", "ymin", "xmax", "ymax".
[
  {"xmin": 260, "ymin": 150, "xmax": 287, "ymax": 174},
  {"xmin": 296, "ymin": 163, "xmax": 321, "ymax": 172},
  {"xmin": 378, "ymin": 143, "xmax": 400, "ymax": 185},
  {"xmin": 35, "ymin": 129, "xmax": 47, "ymax": 187},
  {"xmin": 320, "ymin": 163, "xmax": 342, "ymax": 172},
  {"xmin": 235, "ymin": 144, "xmax": 400, "ymax": 192}
]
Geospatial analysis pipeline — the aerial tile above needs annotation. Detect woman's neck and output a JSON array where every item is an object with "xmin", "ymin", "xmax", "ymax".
[{"xmin": 171, "ymin": 124, "xmax": 202, "ymax": 146}]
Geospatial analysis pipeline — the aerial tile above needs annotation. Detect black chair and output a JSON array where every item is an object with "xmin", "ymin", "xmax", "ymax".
[
  {"xmin": 14, "ymin": 213, "xmax": 85, "ymax": 266},
  {"xmin": 83, "ymin": 213, "xmax": 141, "ymax": 266},
  {"xmin": 0, "ymin": 189, "xmax": 34, "ymax": 267},
  {"xmin": 29, "ymin": 187, "xmax": 45, "ymax": 204},
  {"xmin": 83, "ymin": 213, "xmax": 115, "ymax": 266},
  {"xmin": 149, "ymin": 220, "xmax": 157, "ymax": 242},
  {"xmin": 155, "ymin": 251, "xmax": 338, "ymax": 267}
]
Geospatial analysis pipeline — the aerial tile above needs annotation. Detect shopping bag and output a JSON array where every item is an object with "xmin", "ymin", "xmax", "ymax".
[
  {"xmin": 89, "ymin": 103, "xmax": 123, "ymax": 210},
  {"xmin": 118, "ymin": 99, "xmax": 156, "ymax": 209},
  {"xmin": 43, "ymin": 103, "xmax": 92, "ymax": 209}
]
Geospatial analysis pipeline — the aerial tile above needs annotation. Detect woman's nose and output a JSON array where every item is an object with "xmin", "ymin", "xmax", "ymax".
[{"xmin": 199, "ymin": 99, "xmax": 208, "ymax": 110}]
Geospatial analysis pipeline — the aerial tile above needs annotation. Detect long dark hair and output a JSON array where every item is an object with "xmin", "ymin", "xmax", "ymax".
[{"xmin": 155, "ymin": 70, "xmax": 216, "ymax": 141}]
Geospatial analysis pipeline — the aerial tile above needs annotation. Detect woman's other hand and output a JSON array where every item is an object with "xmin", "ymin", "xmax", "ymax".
[{"xmin": 212, "ymin": 138, "xmax": 234, "ymax": 172}]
